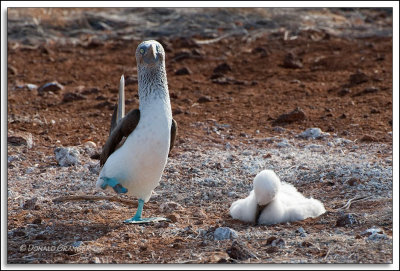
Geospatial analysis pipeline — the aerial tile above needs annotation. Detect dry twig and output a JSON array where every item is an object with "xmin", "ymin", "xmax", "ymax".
[
  {"xmin": 52, "ymin": 195, "xmax": 138, "ymax": 207},
  {"xmin": 336, "ymin": 195, "xmax": 373, "ymax": 210}
]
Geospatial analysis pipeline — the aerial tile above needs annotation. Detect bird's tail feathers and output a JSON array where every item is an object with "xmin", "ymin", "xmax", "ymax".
[{"xmin": 109, "ymin": 75, "xmax": 125, "ymax": 135}]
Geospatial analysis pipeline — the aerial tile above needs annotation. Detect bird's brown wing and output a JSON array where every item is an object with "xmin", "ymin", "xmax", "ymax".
[
  {"xmin": 100, "ymin": 109, "xmax": 140, "ymax": 167},
  {"xmin": 109, "ymin": 105, "xmax": 118, "ymax": 135},
  {"xmin": 169, "ymin": 119, "xmax": 178, "ymax": 154}
]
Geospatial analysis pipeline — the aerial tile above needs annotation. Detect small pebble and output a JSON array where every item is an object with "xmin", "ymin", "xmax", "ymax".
[{"xmin": 214, "ymin": 227, "xmax": 238, "ymax": 241}]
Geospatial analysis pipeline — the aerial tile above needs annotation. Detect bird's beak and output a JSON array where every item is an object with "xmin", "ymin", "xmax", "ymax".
[{"xmin": 149, "ymin": 44, "xmax": 157, "ymax": 60}]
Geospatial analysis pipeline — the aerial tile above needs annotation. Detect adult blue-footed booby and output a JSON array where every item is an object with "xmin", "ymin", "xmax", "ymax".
[{"xmin": 96, "ymin": 40, "xmax": 177, "ymax": 223}]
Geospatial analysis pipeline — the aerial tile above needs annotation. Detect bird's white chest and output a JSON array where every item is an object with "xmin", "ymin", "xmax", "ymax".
[{"xmin": 100, "ymin": 99, "xmax": 172, "ymax": 199}]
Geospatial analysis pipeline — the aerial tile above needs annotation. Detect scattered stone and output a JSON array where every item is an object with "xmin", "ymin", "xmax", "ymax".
[
  {"xmin": 336, "ymin": 213, "xmax": 358, "ymax": 227},
  {"xmin": 22, "ymin": 197, "xmax": 38, "ymax": 210},
  {"xmin": 296, "ymin": 227, "xmax": 308, "ymax": 237},
  {"xmin": 349, "ymin": 72, "xmax": 368, "ymax": 85},
  {"xmin": 175, "ymin": 67, "xmax": 192, "ymax": 75},
  {"xmin": 159, "ymin": 201, "xmax": 183, "ymax": 213},
  {"xmin": 360, "ymin": 134, "xmax": 378, "ymax": 142},
  {"xmin": 166, "ymin": 213, "xmax": 180, "ymax": 223},
  {"xmin": 361, "ymin": 227, "xmax": 388, "ymax": 240},
  {"xmin": 38, "ymin": 81, "xmax": 64, "ymax": 95},
  {"xmin": 54, "ymin": 147, "xmax": 80, "ymax": 166},
  {"xmin": 210, "ymin": 252, "xmax": 230, "ymax": 263},
  {"xmin": 211, "ymin": 76, "xmax": 253, "ymax": 85},
  {"xmin": 8, "ymin": 155, "xmax": 20, "ymax": 163},
  {"xmin": 82, "ymin": 141, "xmax": 98, "ymax": 157},
  {"xmin": 198, "ymin": 96, "xmax": 212, "ymax": 103},
  {"xmin": 305, "ymin": 144, "xmax": 324, "ymax": 150},
  {"xmin": 301, "ymin": 241, "xmax": 314, "ymax": 247},
  {"xmin": 211, "ymin": 76, "xmax": 231, "ymax": 84},
  {"xmin": 370, "ymin": 108, "xmax": 380, "ymax": 114},
  {"xmin": 81, "ymin": 87, "xmax": 100, "ymax": 95},
  {"xmin": 361, "ymin": 227, "xmax": 383, "ymax": 236},
  {"xmin": 266, "ymin": 236, "xmax": 285, "ymax": 247},
  {"xmin": 276, "ymin": 139, "xmax": 292, "ymax": 148},
  {"xmin": 62, "ymin": 92, "xmax": 86, "ymax": 103},
  {"xmin": 15, "ymin": 83, "xmax": 38, "ymax": 91},
  {"xmin": 252, "ymin": 47, "xmax": 269, "ymax": 57},
  {"xmin": 94, "ymin": 101, "xmax": 114, "ymax": 110},
  {"xmin": 338, "ymin": 88, "xmax": 351, "ymax": 96},
  {"xmin": 298, "ymin": 127, "xmax": 329, "ymax": 139},
  {"xmin": 226, "ymin": 241, "xmax": 256, "ymax": 260},
  {"xmin": 273, "ymin": 126, "xmax": 285, "ymax": 133},
  {"xmin": 347, "ymin": 178, "xmax": 361, "ymax": 186},
  {"xmin": 368, "ymin": 233, "xmax": 388, "ymax": 241},
  {"xmin": 353, "ymin": 86, "xmax": 379, "ymax": 97},
  {"xmin": 125, "ymin": 75, "xmax": 138, "ymax": 85},
  {"xmin": 213, "ymin": 63, "xmax": 232, "ymax": 74},
  {"xmin": 273, "ymin": 107, "xmax": 306, "ymax": 125},
  {"xmin": 32, "ymin": 217, "xmax": 42, "ymax": 224},
  {"xmin": 264, "ymin": 246, "xmax": 279, "ymax": 253},
  {"xmin": 283, "ymin": 52, "xmax": 303, "ymax": 69},
  {"xmin": 172, "ymin": 107, "xmax": 183, "ymax": 115},
  {"xmin": 296, "ymin": 227, "xmax": 306, "ymax": 234},
  {"xmin": 8, "ymin": 132, "xmax": 33, "ymax": 149},
  {"xmin": 214, "ymin": 227, "xmax": 238, "ymax": 241}
]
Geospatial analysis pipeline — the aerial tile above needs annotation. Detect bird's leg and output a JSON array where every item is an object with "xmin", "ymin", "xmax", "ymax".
[
  {"xmin": 124, "ymin": 199, "xmax": 167, "ymax": 224},
  {"xmin": 100, "ymin": 177, "xmax": 128, "ymax": 194}
]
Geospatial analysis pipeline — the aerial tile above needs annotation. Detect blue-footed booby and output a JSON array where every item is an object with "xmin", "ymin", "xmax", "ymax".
[{"xmin": 96, "ymin": 40, "xmax": 177, "ymax": 224}]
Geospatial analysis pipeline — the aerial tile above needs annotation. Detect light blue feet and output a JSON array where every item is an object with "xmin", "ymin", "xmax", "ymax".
[
  {"xmin": 100, "ymin": 177, "xmax": 128, "ymax": 194},
  {"xmin": 124, "ymin": 199, "xmax": 167, "ymax": 224}
]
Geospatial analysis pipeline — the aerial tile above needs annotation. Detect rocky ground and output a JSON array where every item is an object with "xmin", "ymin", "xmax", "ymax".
[{"xmin": 7, "ymin": 7, "xmax": 393, "ymax": 264}]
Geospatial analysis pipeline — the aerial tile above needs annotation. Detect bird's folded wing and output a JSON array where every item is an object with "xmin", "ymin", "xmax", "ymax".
[
  {"xmin": 100, "ymin": 109, "xmax": 141, "ymax": 167},
  {"xmin": 109, "ymin": 105, "xmax": 118, "ymax": 135},
  {"xmin": 169, "ymin": 119, "xmax": 177, "ymax": 154}
]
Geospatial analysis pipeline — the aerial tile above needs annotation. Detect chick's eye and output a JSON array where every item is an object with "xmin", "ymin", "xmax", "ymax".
[{"xmin": 139, "ymin": 48, "xmax": 145, "ymax": 54}]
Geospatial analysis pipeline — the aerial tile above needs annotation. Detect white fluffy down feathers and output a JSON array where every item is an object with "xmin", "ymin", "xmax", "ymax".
[{"xmin": 230, "ymin": 170, "xmax": 326, "ymax": 225}]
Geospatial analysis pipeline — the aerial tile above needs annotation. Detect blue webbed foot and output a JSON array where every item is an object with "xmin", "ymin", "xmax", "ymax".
[
  {"xmin": 123, "ymin": 199, "xmax": 167, "ymax": 224},
  {"xmin": 123, "ymin": 217, "xmax": 167, "ymax": 224},
  {"xmin": 100, "ymin": 177, "xmax": 128, "ymax": 194}
]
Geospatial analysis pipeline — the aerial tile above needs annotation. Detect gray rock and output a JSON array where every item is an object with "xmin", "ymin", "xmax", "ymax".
[
  {"xmin": 8, "ymin": 155, "xmax": 20, "ymax": 163},
  {"xmin": 54, "ymin": 147, "xmax": 80, "ymax": 166},
  {"xmin": 214, "ymin": 227, "xmax": 238, "ymax": 241},
  {"xmin": 26, "ymin": 84, "xmax": 38, "ymax": 90},
  {"xmin": 336, "ymin": 213, "xmax": 358, "ymax": 227},
  {"xmin": 368, "ymin": 233, "xmax": 388, "ymax": 241},
  {"xmin": 8, "ymin": 133, "xmax": 33, "ymax": 149},
  {"xmin": 226, "ymin": 240, "xmax": 256, "ymax": 260},
  {"xmin": 276, "ymin": 139, "xmax": 292, "ymax": 148},
  {"xmin": 38, "ymin": 81, "xmax": 64, "ymax": 95},
  {"xmin": 296, "ymin": 227, "xmax": 306, "ymax": 234},
  {"xmin": 299, "ymin": 128, "xmax": 329, "ymax": 139},
  {"xmin": 273, "ymin": 107, "xmax": 306, "ymax": 125}
]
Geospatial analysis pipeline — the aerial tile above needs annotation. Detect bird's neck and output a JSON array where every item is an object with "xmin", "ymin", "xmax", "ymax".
[{"xmin": 137, "ymin": 65, "xmax": 169, "ymax": 105}]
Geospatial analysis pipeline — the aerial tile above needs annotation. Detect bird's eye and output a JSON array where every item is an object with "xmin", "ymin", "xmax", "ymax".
[{"xmin": 139, "ymin": 48, "xmax": 145, "ymax": 54}]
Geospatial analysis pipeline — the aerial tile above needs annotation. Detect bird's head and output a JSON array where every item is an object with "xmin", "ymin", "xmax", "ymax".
[{"xmin": 135, "ymin": 40, "xmax": 165, "ymax": 67}]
